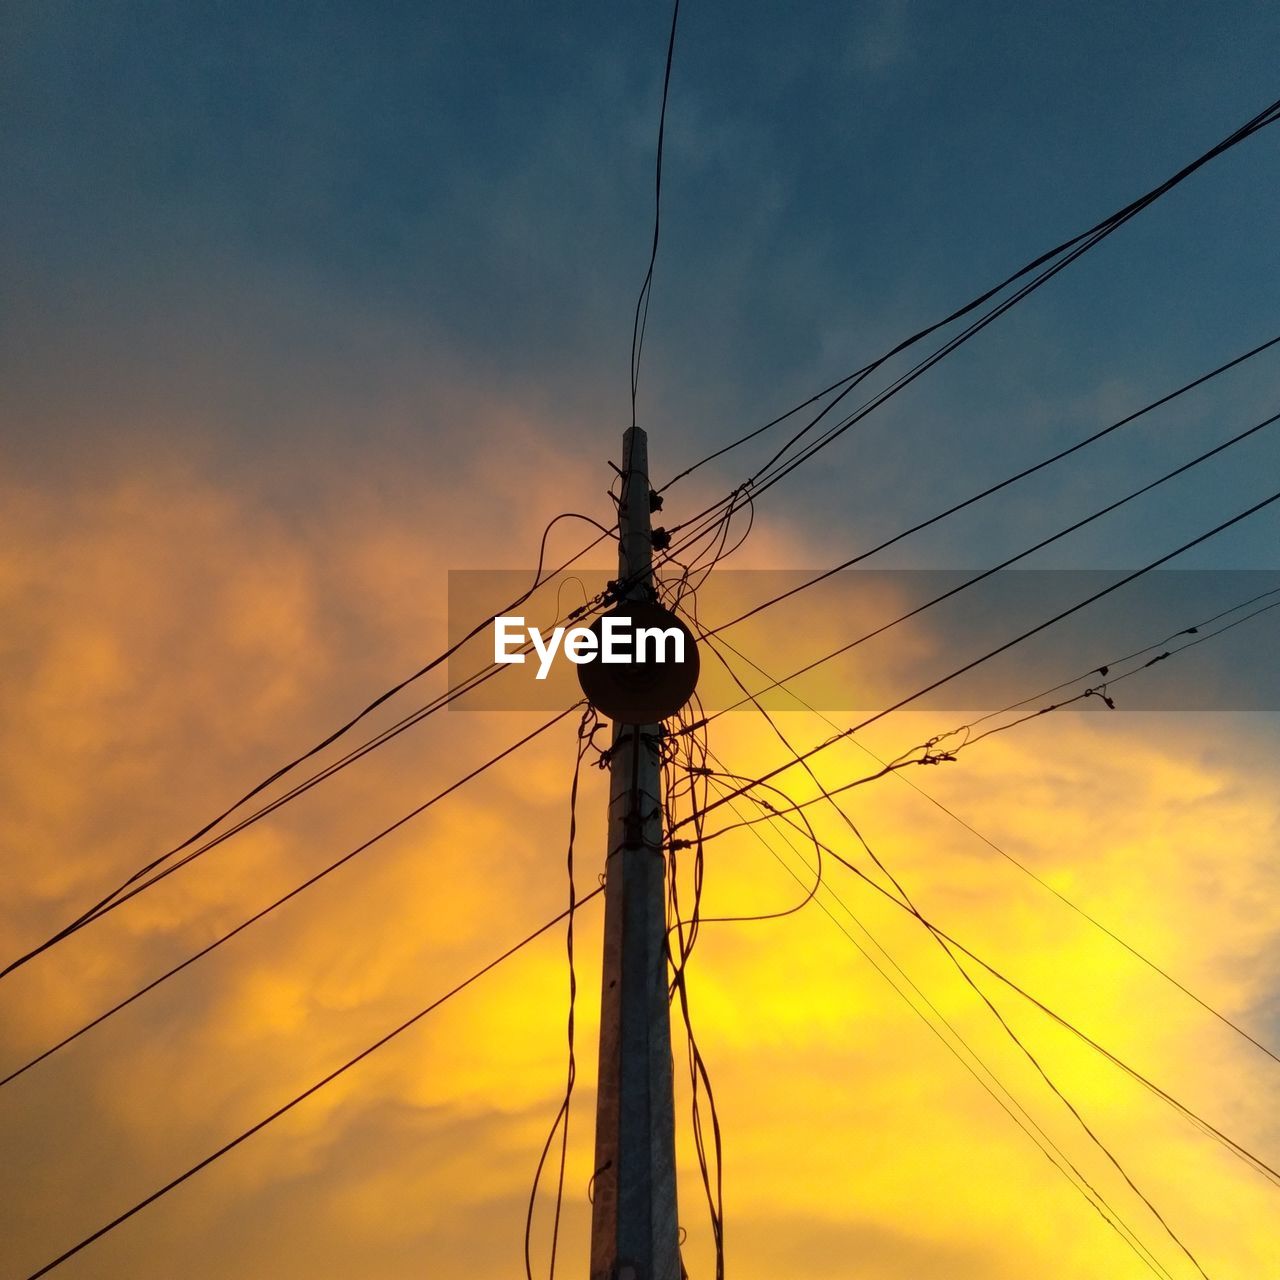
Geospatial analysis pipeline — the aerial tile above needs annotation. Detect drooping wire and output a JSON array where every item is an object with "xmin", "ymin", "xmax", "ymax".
[
  {"xmin": 20, "ymin": 886, "xmax": 606, "ymax": 1280},
  {"xmin": 525, "ymin": 708, "xmax": 599, "ymax": 1280},
  {"xmin": 665, "ymin": 702, "xmax": 826, "ymax": 932}
]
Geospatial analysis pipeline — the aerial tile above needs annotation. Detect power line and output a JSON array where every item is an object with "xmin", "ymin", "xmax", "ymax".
[
  {"xmin": 698, "ymin": 765, "xmax": 1177, "ymax": 1279},
  {"xmin": 640, "ymin": 330, "xmax": 1280, "ymax": 691},
  {"xmin": 656, "ymin": 94, "xmax": 1280, "ymax": 503},
  {"xmin": 711, "ymin": 773, "xmax": 1280, "ymax": 1193},
  {"xmin": 20, "ymin": 886, "xmax": 605, "ymax": 1280},
  {"xmin": 0, "ymin": 705, "xmax": 584, "ymax": 1090},
  {"xmin": 668, "ymin": 536, "xmax": 1183, "ymax": 1277},
  {"xmin": 705, "ymin": 744, "xmax": 1257, "ymax": 1276},
  {"xmin": 698, "ymin": 402, "xmax": 1280, "ymax": 722},
  {"xmin": 698, "ymin": 597, "xmax": 1280, "ymax": 1068},
  {"xmin": 936, "ymin": 596, "xmax": 1280, "ymax": 755},
  {"xmin": 0, "ymin": 514, "xmax": 617, "ymax": 983},
  {"xmin": 0, "ymin": 559, "xmax": 620, "ymax": 978},
  {"xmin": 699, "ymin": 334, "xmax": 1280, "ymax": 647},
  {"xmin": 946, "ymin": 586, "xmax": 1280, "ymax": 736},
  {"xmin": 702, "ymin": 404, "xmax": 1280, "ymax": 688},
  {"xmin": 648, "ymin": 138, "xmax": 1280, "ymax": 587},
  {"xmin": 698, "ymin": 591, "xmax": 1280, "ymax": 842},
  {"xmin": 701, "ymin": 716, "xmax": 1219, "ymax": 1275},
  {"xmin": 675, "ymin": 488, "xmax": 1280, "ymax": 826}
]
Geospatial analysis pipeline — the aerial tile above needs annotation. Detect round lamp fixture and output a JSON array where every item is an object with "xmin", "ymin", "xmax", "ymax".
[{"xmin": 576, "ymin": 600, "xmax": 700, "ymax": 724}]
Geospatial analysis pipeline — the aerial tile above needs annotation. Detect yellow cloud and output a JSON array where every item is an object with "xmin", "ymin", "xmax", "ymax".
[{"xmin": 0, "ymin": 448, "xmax": 1277, "ymax": 1280}]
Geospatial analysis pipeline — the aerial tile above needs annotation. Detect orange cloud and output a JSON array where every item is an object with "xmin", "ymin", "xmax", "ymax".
[{"xmin": 1, "ymin": 438, "xmax": 1277, "ymax": 1280}]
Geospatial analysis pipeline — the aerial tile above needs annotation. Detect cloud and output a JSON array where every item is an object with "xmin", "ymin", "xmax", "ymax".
[{"xmin": 1, "ymin": 414, "xmax": 1278, "ymax": 1279}]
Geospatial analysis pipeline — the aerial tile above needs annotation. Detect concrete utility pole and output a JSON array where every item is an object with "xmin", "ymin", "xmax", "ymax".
[{"xmin": 589, "ymin": 426, "xmax": 682, "ymax": 1280}]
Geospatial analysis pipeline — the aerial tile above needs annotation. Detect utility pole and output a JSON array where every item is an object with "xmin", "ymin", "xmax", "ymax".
[{"xmin": 589, "ymin": 426, "xmax": 682, "ymax": 1280}]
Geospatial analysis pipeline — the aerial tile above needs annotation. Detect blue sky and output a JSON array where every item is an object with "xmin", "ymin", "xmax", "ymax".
[{"xmin": 4, "ymin": 0, "xmax": 1279, "ymax": 575}]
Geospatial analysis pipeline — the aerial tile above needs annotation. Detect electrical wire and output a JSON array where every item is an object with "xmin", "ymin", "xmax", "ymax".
[
  {"xmin": 709, "ymin": 767, "xmax": 1280, "ymax": 1193},
  {"xmin": 695, "ymin": 334, "xmax": 1280, "ymax": 648},
  {"xmin": 656, "ymin": 95, "xmax": 1280, "ymax": 505},
  {"xmin": 629, "ymin": 330, "xmax": 1280, "ymax": 692},
  {"xmin": 630, "ymin": 0, "xmax": 683, "ymax": 429},
  {"xmin": 0, "ymin": 557, "xmax": 625, "ymax": 979},
  {"xmin": 0, "ymin": 704, "xmax": 585, "ymax": 1090},
  {"xmin": 704, "ymin": 732, "xmax": 1228, "ymax": 1277},
  {"xmin": 946, "ymin": 586, "xmax": 1280, "ymax": 736},
  {"xmin": 524, "ymin": 708, "xmax": 597, "ymax": 1280},
  {"xmin": 698, "ymin": 596, "xmax": 1280, "ymax": 1067},
  {"xmin": 696, "ymin": 592, "xmax": 1280, "ymax": 841},
  {"xmin": 674, "ymin": 562, "xmax": 1184, "ymax": 1273},
  {"xmin": 0, "ymin": 513, "xmax": 618, "ymax": 982},
  {"xmin": 697, "ymin": 765, "xmax": 1177, "ymax": 1280},
  {"xmin": 673, "ymin": 531, "xmax": 1278, "ymax": 1258},
  {"xmin": 932, "ymin": 598, "xmax": 1280, "ymax": 757},
  {"xmin": 20, "ymin": 885, "xmax": 606, "ymax": 1280},
  {"xmin": 673, "ymin": 488, "xmax": 1280, "ymax": 823},
  {"xmin": 697, "ymin": 406, "xmax": 1280, "ymax": 717}
]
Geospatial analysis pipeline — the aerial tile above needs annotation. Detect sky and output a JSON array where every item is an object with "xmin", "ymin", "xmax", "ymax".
[{"xmin": 2, "ymin": 2, "xmax": 1279, "ymax": 1277}]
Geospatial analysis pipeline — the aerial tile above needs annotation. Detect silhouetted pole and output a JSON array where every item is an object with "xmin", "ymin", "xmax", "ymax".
[{"xmin": 589, "ymin": 426, "xmax": 681, "ymax": 1280}]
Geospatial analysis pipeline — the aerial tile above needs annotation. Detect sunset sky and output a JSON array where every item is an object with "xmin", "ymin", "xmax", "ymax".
[{"xmin": 2, "ymin": 3, "xmax": 1279, "ymax": 1278}]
